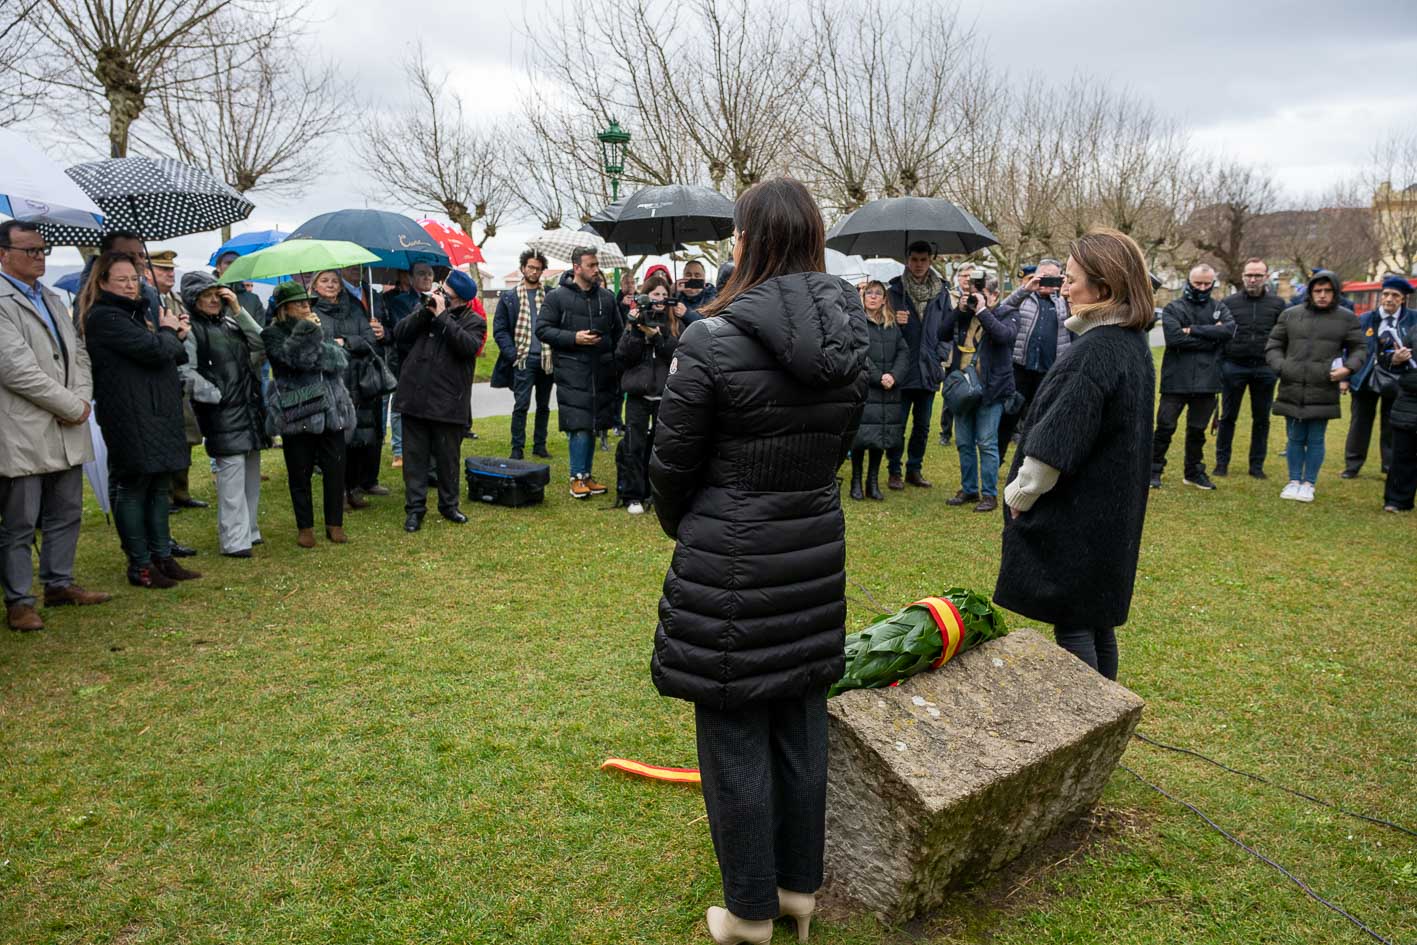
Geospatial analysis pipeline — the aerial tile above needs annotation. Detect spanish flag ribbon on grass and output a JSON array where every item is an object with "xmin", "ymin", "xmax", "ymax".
[{"xmin": 600, "ymin": 590, "xmax": 1007, "ymax": 784}]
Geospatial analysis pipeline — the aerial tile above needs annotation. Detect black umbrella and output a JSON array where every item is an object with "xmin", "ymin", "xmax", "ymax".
[
  {"xmin": 50, "ymin": 156, "xmax": 255, "ymax": 246},
  {"xmin": 589, "ymin": 184, "xmax": 735, "ymax": 255},
  {"xmin": 826, "ymin": 196, "xmax": 997, "ymax": 260}
]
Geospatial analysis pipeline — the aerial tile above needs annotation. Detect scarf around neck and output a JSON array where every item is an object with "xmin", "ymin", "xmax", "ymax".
[{"xmin": 902, "ymin": 269, "xmax": 943, "ymax": 313}]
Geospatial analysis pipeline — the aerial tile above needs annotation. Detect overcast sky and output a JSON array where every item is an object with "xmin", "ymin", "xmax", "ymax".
[{"xmin": 29, "ymin": 0, "xmax": 1417, "ymax": 282}]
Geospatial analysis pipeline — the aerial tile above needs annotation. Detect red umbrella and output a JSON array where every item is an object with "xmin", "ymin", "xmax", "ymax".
[{"xmin": 418, "ymin": 218, "xmax": 485, "ymax": 266}]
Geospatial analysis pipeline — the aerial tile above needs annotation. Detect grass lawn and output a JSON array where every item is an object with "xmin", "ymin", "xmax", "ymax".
[{"xmin": 1, "ymin": 381, "xmax": 1413, "ymax": 944}]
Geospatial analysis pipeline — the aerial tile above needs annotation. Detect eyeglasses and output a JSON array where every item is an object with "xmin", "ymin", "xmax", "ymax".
[
  {"xmin": 0, "ymin": 243, "xmax": 52, "ymax": 258},
  {"xmin": 1242, "ymin": 274, "xmax": 1267, "ymax": 280}
]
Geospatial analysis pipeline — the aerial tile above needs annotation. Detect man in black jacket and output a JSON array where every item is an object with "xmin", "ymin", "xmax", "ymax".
[
  {"xmin": 885, "ymin": 241, "xmax": 951, "ymax": 489},
  {"xmin": 392, "ymin": 269, "xmax": 486, "ymax": 531},
  {"xmin": 1151, "ymin": 264, "xmax": 1236, "ymax": 490},
  {"xmin": 536, "ymin": 248, "xmax": 623, "ymax": 499},
  {"xmin": 1214, "ymin": 258, "xmax": 1286, "ymax": 478},
  {"xmin": 492, "ymin": 250, "xmax": 553, "ymax": 460}
]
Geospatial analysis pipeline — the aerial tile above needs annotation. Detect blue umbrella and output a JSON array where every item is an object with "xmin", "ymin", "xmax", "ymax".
[
  {"xmin": 51, "ymin": 271, "xmax": 83, "ymax": 295},
  {"xmin": 208, "ymin": 228, "xmax": 289, "ymax": 266},
  {"xmin": 288, "ymin": 209, "xmax": 449, "ymax": 271}
]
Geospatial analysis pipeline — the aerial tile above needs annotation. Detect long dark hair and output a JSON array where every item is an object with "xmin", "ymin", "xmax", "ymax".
[
  {"xmin": 701, "ymin": 177, "xmax": 824, "ymax": 317},
  {"xmin": 76, "ymin": 251, "xmax": 141, "ymax": 337}
]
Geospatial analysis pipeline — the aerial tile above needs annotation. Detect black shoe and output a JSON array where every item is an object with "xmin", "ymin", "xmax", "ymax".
[
  {"xmin": 175, "ymin": 497, "xmax": 208, "ymax": 509},
  {"xmin": 1149, "ymin": 473, "xmax": 1163, "ymax": 489},
  {"xmin": 440, "ymin": 510, "xmax": 468, "ymax": 524},
  {"xmin": 1340, "ymin": 469, "xmax": 1359, "ymax": 479},
  {"xmin": 532, "ymin": 448, "xmax": 551, "ymax": 459},
  {"xmin": 599, "ymin": 433, "xmax": 610, "ymax": 451},
  {"xmin": 168, "ymin": 541, "xmax": 199, "ymax": 558},
  {"xmin": 849, "ymin": 477, "xmax": 864, "ymax": 501},
  {"xmin": 462, "ymin": 430, "xmax": 479, "ymax": 440},
  {"xmin": 404, "ymin": 512, "xmax": 424, "ymax": 533},
  {"xmin": 938, "ymin": 432, "xmax": 951, "ymax": 447},
  {"xmin": 865, "ymin": 476, "xmax": 884, "ymax": 501},
  {"xmin": 1249, "ymin": 467, "xmax": 1267, "ymax": 480},
  {"xmin": 1212, "ymin": 463, "xmax": 1228, "ymax": 477},
  {"xmin": 509, "ymin": 448, "xmax": 524, "ymax": 460},
  {"xmin": 221, "ymin": 549, "xmax": 253, "ymax": 559},
  {"xmin": 1183, "ymin": 471, "xmax": 1217, "ymax": 491},
  {"xmin": 167, "ymin": 503, "xmax": 182, "ymax": 514}
]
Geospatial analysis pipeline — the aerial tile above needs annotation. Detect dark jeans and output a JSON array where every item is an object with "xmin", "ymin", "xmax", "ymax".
[
  {"xmin": 1344, "ymin": 389, "xmax": 1397, "ymax": 475},
  {"xmin": 1053, "ymin": 625, "xmax": 1118, "ymax": 681},
  {"xmin": 1215, "ymin": 359, "xmax": 1276, "ymax": 471},
  {"xmin": 402, "ymin": 416, "xmax": 463, "ymax": 515},
  {"xmin": 695, "ymin": 691, "xmax": 829, "ymax": 921},
  {"xmin": 113, "ymin": 472, "xmax": 173, "ymax": 567},
  {"xmin": 170, "ymin": 448, "xmax": 194, "ymax": 502},
  {"xmin": 887, "ymin": 389, "xmax": 935, "ymax": 475},
  {"xmin": 1383, "ymin": 425, "xmax": 1417, "ymax": 510},
  {"xmin": 283, "ymin": 430, "xmax": 346, "ymax": 529},
  {"xmin": 615, "ymin": 394, "xmax": 658, "ymax": 501},
  {"xmin": 1152, "ymin": 392, "xmax": 1217, "ymax": 477},
  {"xmin": 511, "ymin": 362, "xmax": 554, "ymax": 453},
  {"xmin": 347, "ymin": 441, "xmax": 382, "ymax": 494},
  {"xmin": 999, "ymin": 366, "xmax": 1046, "ymax": 464}
]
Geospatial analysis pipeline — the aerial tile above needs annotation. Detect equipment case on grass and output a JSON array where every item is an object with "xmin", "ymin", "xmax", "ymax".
[{"xmin": 464, "ymin": 456, "xmax": 551, "ymax": 508}]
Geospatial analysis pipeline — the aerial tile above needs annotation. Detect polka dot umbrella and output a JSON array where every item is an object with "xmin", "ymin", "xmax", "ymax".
[{"xmin": 42, "ymin": 156, "xmax": 255, "ymax": 246}]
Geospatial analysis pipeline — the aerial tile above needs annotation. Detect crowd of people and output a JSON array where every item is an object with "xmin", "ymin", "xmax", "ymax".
[{"xmin": 2, "ymin": 209, "xmax": 1414, "ymax": 632}]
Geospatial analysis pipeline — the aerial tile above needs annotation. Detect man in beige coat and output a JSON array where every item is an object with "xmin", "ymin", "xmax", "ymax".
[{"xmin": 0, "ymin": 221, "xmax": 111, "ymax": 631}]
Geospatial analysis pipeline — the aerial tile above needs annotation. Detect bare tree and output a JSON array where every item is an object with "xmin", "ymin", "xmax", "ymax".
[
  {"xmin": 1254, "ymin": 182, "xmax": 1376, "ymax": 283},
  {"xmin": 356, "ymin": 47, "xmax": 509, "ymax": 245},
  {"xmin": 27, "ymin": 0, "xmax": 278, "ymax": 158},
  {"xmin": 1186, "ymin": 160, "xmax": 1278, "ymax": 289},
  {"xmin": 1365, "ymin": 133, "xmax": 1417, "ymax": 278},
  {"xmin": 152, "ymin": 34, "xmax": 346, "ymax": 238},
  {"xmin": 509, "ymin": 85, "xmax": 612, "ymax": 229},
  {"xmin": 0, "ymin": 0, "xmax": 48, "ymax": 125}
]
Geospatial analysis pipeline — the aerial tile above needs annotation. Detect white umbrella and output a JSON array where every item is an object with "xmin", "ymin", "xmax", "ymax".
[
  {"xmin": 0, "ymin": 128, "xmax": 105, "ymax": 232},
  {"xmin": 82, "ymin": 409, "xmax": 110, "ymax": 516},
  {"xmin": 527, "ymin": 229, "xmax": 628, "ymax": 269}
]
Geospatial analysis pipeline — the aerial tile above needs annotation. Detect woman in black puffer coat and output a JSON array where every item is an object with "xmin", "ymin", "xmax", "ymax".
[
  {"xmin": 1382, "ymin": 320, "xmax": 1417, "ymax": 512},
  {"xmin": 613, "ymin": 274, "xmax": 681, "ymax": 513},
  {"xmin": 649, "ymin": 178, "xmax": 867, "ymax": 942},
  {"xmin": 848, "ymin": 280, "xmax": 908, "ymax": 501},
  {"xmin": 183, "ymin": 271, "xmax": 268, "ymax": 557},
  {"xmin": 80, "ymin": 252, "xmax": 199, "ymax": 588},
  {"xmin": 310, "ymin": 270, "xmax": 381, "ymax": 510}
]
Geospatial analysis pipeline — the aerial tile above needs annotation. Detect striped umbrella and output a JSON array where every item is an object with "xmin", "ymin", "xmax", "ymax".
[{"xmin": 526, "ymin": 228, "xmax": 627, "ymax": 268}]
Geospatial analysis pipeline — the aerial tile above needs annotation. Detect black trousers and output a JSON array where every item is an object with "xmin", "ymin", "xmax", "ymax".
[
  {"xmin": 695, "ymin": 691, "xmax": 829, "ymax": 921},
  {"xmin": 1054, "ymin": 625, "xmax": 1118, "ymax": 681},
  {"xmin": 1152, "ymin": 392, "xmax": 1217, "ymax": 477},
  {"xmin": 346, "ymin": 440, "xmax": 383, "ymax": 493},
  {"xmin": 1344, "ymin": 389, "xmax": 1397, "ymax": 475},
  {"xmin": 1215, "ymin": 359, "xmax": 1276, "ymax": 471},
  {"xmin": 283, "ymin": 430, "xmax": 346, "ymax": 529},
  {"xmin": 510, "ymin": 362, "xmax": 554, "ymax": 453},
  {"xmin": 615, "ymin": 394, "xmax": 658, "ymax": 502},
  {"xmin": 999, "ymin": 365, "xmax": 1046, "ymax": 464},
  {"xmin": 402, "ymin": 416, "xmax": 462, "ymax": 515},
  {"xmin": 1384, "ymin": 426, "xmax": 1417, "ymax": 510}
]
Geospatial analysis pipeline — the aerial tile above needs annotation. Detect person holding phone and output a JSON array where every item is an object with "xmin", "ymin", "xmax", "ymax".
[
  {"xmin": 994, "ymin": 259, "xmax": 1071, "ymax": 462},
  {"xmin": 536, "ymin": 247, "xmax": 623, "ymax": 498}
]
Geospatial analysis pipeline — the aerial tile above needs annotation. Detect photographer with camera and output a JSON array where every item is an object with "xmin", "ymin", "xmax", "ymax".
[
  {"xmin": 885, "ymin": 241, "xmax": 952, "ymax": 490},
  {"xmin": 675, "ymin": 259, "xmax": 717, "ymax": 325},
  {"xmin": 940, "ymin": 275, "xmax": 1018, "ymax": 512},
  {"xmin": 392, "ymin": 270, "xmax": 485, "ymax": 532},
  {"xmin": 614, "ymin": 275, "xmax": 683, "ymax": 515},
  {"xmin": 994, "ymin": 259, "xmax": 1071, "ymax": 462}
]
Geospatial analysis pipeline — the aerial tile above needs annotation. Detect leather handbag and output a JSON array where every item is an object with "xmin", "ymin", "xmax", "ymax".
[{"xmin": 942, "ymin": 365, "xmax": 983, "ymax": 416}]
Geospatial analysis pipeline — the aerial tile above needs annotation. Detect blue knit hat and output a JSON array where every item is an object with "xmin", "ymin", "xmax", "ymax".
[
  {"xmin": 1381, "ymin": 275, "xmax": 1412, "ymax": 296},
  {"xmin": 444, "ymin": 269, "xmax": 478, "ymax": 304}
]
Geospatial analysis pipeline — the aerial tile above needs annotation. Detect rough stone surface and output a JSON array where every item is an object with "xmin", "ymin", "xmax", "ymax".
[{"xmin": 821, "ymin": 628, "xmax": 1145, "ymax": 922}]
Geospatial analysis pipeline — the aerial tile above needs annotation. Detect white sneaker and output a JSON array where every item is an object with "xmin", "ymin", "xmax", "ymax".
[
  {"xmin": 1296, "ymin": 482, "xmax": 1315, "ymax": 503},
  {"xmin": 1280, "ymin": 481, "xmax": 1301, "ymax": 500},
  {"xmin": 627, "ymin": 501, "xmax": 645, "ymax": 515}
]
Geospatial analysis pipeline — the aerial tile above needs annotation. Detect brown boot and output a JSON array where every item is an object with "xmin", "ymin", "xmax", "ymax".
[
  {"xmin": 946, "ymin": 490, "xmax": 980, "ymax": 506},
  {"xmin": 155, "ymin": 557, "xmax": 202, "ymax": 581},
  {"xmin": 6, "ymin": 602, "xmax": 44, "ymax": 631},
  {"xmin": 296, "ymin": 528, "xmax": 316, "ymax": 549},
  {"xmin": 887, "ymin": 474, "xmax": 905, "ymax": 491},
  {"xmin": 905, "ymin": 470, "xmax": 932, "ymax": 488},
  {"xmin": 973, "ymin": 495, "xmax": 998, "ymax": 513},
  {"xmin": 43, "ymin": 584, "xmax": 113, "ymax": 607},
  {"xmin": 127, "ymin": 565, "xmax": 178, "ymax": 589},
  {"xmin": 325, "ymin": 525, "xmax": 348, "ymax": 544}
]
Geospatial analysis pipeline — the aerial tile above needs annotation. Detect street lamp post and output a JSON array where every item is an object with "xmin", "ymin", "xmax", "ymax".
[{"xmin": 597, "ymin": 119, "xmax": 632, "ymax": 292}]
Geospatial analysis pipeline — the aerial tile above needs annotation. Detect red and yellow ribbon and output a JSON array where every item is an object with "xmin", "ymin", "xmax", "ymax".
[{"xmin": 601, "ymin": 758, "xmax": 702, "ymax": 784}]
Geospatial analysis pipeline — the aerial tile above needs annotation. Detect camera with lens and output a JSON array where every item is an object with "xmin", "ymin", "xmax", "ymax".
[{"xmin": 632, "ymin": 294, "xmax": 671, "ymax": 328}]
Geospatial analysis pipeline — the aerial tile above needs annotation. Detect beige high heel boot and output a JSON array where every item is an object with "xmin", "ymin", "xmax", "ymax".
[
  {"xmin": 705, "ymin": 906, "xmax": 772, "ymax": 945},
  {"xmin": 777, "ymin": 887, "xmax": 817, "ymax": 942}
]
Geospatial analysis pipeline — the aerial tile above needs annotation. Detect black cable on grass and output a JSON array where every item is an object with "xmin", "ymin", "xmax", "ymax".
[
  {"xmin": 1133, "ymin": 733, "xmax": 1416, "ymax": 838},
  {"xmin": 1118, "ymin": 764, "xmax": 1399, "ymax": 945}
]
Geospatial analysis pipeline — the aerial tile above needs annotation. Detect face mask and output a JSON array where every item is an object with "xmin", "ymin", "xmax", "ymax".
[{"xmin": 1184, "ymin": 284, "xmax": 1213, "ymax": 305}]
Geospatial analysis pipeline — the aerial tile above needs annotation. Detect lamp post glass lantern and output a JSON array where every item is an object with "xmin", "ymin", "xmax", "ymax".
[{"xmin": 597, "ymin": 119, "xmax": 632, "ymax": 290}]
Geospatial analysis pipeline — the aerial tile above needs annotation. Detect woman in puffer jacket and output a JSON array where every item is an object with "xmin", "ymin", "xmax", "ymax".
[{"xmin": 614, "ymin": 274, "xmax": 682, "ymax": 515}]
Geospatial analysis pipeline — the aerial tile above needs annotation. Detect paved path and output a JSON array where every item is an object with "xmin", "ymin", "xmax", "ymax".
[{"xmin": 467, "ymin": 382, "xmax": 557, "ymax": 420}]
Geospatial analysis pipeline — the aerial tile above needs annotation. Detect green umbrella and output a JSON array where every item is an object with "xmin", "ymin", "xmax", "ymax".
[{"xmin": 216, "ymin": 238, "xmax": 379, "ymax": 284}]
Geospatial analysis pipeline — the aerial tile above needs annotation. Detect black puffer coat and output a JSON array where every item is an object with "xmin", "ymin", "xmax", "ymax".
[
  {"xmin": 1159, "ymin": 295, "xmax": 1236, "ymax": 394},
  {"xmin": 1265, "ymin": 271, "xmax": 1367, "ymax": 421},
  {"xmin": 616, "ymin": 321, "xmax": 680, "ymax": 398},
  {"xmin": 649, "ymin": 272, "xmax": 869, "ymax": 710},
  {"xmin": 392, "ymin": 303, "xmax": 486, "ymax": 426},
  {"xmin": 853, "ymin": 317, "xmax": 909, "ymax": 450},
  {"xmin": 1220, "ymin": 288, "xmax": 1287, "ymax": 362},
  {"xmin": 83, "ymin": 290, "xmax": 189, "ymax": 477},
  {"xmin": 536, "ymin": 273, "xmax": 624, "ymax": 432},
  {"xmin": 184, "ymin": 275, "xmax": 267, "ymax": 457},
  {"xmin": 1385, "ymin": 322, "xmax": 1417, "ymax": 430},
  {"xmin": 314, "ymin": 291, "xmax": 380, "ymax": 447}
]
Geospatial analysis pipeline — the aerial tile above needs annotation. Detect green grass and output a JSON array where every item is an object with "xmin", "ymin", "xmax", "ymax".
[{"xmin": 1, "ymin": 387, "xmax": 1413, "ymax": 944}]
